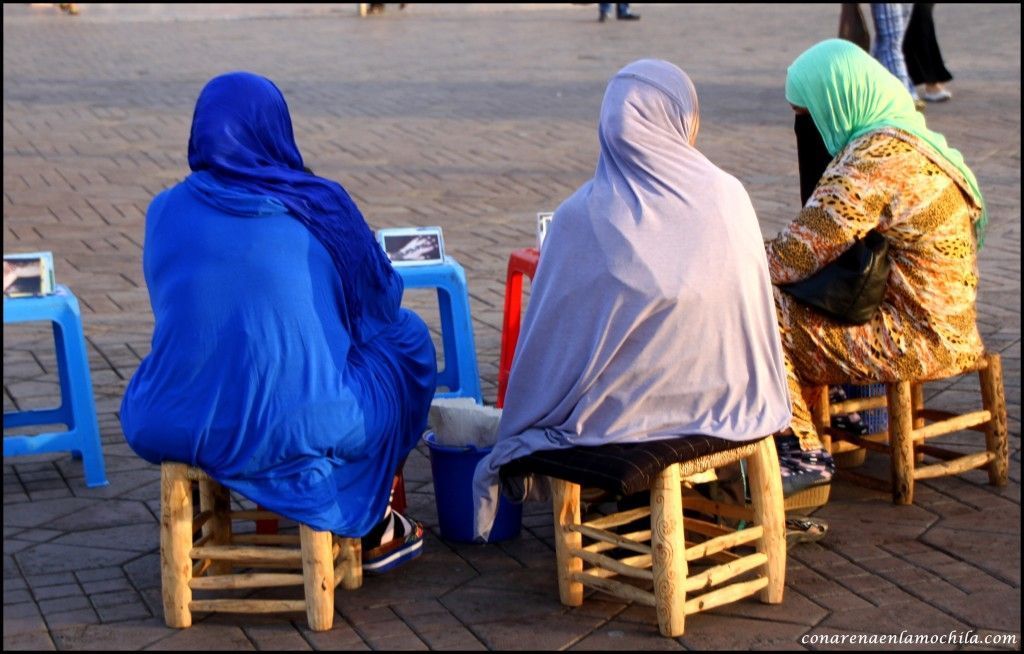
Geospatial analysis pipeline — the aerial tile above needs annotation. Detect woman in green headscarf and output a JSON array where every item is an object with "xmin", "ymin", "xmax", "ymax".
[{"xmin": 765, "ymin": 39, "xmax": 987, "ymax": 468}]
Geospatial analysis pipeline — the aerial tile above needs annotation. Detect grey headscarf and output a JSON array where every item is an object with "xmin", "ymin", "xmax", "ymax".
[{"xmin": 472, "ymin": 60, "xmax": 791, "ymax": 540}]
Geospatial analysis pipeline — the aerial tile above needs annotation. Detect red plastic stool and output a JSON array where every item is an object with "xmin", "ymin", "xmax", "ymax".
[{"xmin": 497, "ymin": 247, "xmax": 540, "ymax": 408}]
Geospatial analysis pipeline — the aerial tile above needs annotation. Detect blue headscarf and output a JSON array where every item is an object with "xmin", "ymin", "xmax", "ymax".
[{"xmin": 186, "ymin": 72, "xmax": 396, "ymax": 337}]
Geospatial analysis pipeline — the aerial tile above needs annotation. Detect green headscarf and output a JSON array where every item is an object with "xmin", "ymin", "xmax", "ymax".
[{"xmin": 785, "ymin": 39, "xmax": 987, "ymax": 246}]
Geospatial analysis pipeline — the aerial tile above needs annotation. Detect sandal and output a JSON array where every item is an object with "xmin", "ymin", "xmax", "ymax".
[
  {"xmin": 785, "ymin": 516, "xmax": 828, "ymax": 549},
  {"xmin": 361, "ymin": 509, "xmax": 424, "ymax": 575}
]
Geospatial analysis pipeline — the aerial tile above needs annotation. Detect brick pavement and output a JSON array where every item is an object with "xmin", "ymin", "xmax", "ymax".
[{"xmin": 3, "ymin": 3, "xmax": 1020, "ymax": 650}]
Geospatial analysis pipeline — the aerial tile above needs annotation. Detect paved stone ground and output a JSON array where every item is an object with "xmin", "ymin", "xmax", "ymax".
[{"xmin": 3, "ymin": 3, "xmax": 1020, "ymax": 650}]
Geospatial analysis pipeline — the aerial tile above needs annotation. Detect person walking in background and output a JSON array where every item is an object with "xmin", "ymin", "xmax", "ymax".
[
  {"xmin": 870, "ymin": 4, "xmax": 923, "ymax": 108},
  {"xmin": 903, "ymin": 4, "xmax": 954, "ymax": 102},
  {"xmin": 598, "ymin": 3, "xmax": 640, "ymax": 22}
]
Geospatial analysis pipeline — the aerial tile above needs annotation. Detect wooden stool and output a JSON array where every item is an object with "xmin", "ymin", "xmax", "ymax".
[
  {"xmin": 806, "ymin": 351, "xmax": 1009, "ymax": 504},
  {"xmin": 502, "ymin": 435, "xmax": 785, "ymax": 637},
  {"xmin": 160, "ymin": 463, "xmax": 362, "ymax": 631}
]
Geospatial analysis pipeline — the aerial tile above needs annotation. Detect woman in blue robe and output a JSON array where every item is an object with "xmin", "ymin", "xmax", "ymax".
[{"xmin": 120, "ymin": 72, "xmax": 437, "ymax": 572}]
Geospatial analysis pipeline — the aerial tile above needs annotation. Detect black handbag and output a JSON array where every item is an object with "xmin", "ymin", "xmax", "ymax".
[{"xmin": 780, "ymin": 230, "xmax": 890, "ymax": 325}]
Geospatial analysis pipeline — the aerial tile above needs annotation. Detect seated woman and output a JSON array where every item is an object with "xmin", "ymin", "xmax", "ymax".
[
  {"xmin": 120, "ymin": 72, "xmax": 437, "ymax": 573},
  {"xmin": 768, "ymin": 40, "xmax": 987, "ymax": 464},
  {"xmin": 472, "ymin": 59, "xmax": 793, "ymax": 541}
]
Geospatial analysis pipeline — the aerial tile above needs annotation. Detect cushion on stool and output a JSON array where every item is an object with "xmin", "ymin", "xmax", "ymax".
[{"xmin": 500, "ymin": 435, "xmax": 766, "ymax": 497}]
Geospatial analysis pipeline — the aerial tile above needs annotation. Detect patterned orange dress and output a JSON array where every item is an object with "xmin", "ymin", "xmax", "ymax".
[{"xmin": 766, "ymin": 127, "xmax": 985, "ymax": 448}]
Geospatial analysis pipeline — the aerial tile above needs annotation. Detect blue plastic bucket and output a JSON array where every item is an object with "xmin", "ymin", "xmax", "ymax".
[
  {"xmin": 423, "ymin": 431, "xmax": 522, "ymax": 543},
  {"xmin": 842, "ymin": 383, "xmax": 888, "ymax": 433}
]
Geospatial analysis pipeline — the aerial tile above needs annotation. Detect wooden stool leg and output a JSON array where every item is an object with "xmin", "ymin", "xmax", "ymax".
[
  {"xmin": 807, "ymin": 385, "xmax": 831, "ymax": 452},
  {"xmin": 161, "ymin": 463, "xmax": 193, "ymax": 628},
  {"xmin": 746, "ymin": 438, "xmax": 786, "ymax": 604},
  {"xmin": 199, "ymin": 478, "xmax": 232, "ymax": 575},
  {"xmin": 551, "ymin": 478, "xmax": 583, "ymax": 607},
  {"xmin": 338, "ymin": 537, "xmax": 363, "ymax": 590},
  {"xmin": 887, "ymin": 381, "xmax": 915, "ymax": 505},
  {"xmin": 979, "ymin": 353, "xmax": 1009, "ymax": 486},
  {"xmin": 912, "ymin": 383, "xmax": 925, "ymax": 464},
  {"xmin": 651, "ymin": 464, "xmax": 687, "ymax": 638},
  {"xmin": 300, "ymin": 525, "xmax": 335, "ymax": 632}
]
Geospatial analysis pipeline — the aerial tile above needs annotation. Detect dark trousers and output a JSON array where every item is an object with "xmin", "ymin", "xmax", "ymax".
[{"xmin": 903, "ymin": 4, "xmax": 953, "ymax": 85}]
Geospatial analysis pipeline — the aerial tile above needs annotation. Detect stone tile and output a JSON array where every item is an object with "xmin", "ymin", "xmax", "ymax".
[
  {"xmin": 415, "ymin": 625, "xmax": 488, "ymax": 651},
  {"xmin": 4, "ymin": 588, "xmax": 33, "ymax": 605},
  {"xmin": 3, "ymin": 601, "xmax": 48, "ymax": 636},
  {"xmin": 359, "ymin": 633, "xmax": 429, "ymax": 651},
  {"xmin": 95, "ymin": 601, "xmax": 152, "ymax": 623},
  {"xmin": 32, "ymin": 584, "xmax": 83, "ymax": 601},
  {"xmin": 48, "ymin": 499, "xmax": 157, "ymax": 532},
  {"xmin": 75, "ymin": 566, "xmax": 126, "ymax": 584},
  {"xmin": 2, "ymin": 629, "xmax": 56, "ymax": 651},
  {"xmin": 38, "ymin": 594, "xmax": 92, "ymax": 616},
  {"xmin": 50, "ymin": 619, "xmax": 170, "ymax": 650},
  {"xmin": 90, "ymin": 589, "xmax": 140, "ymax": 609},
  {"xmin": 709, "ymin": 587, "xmax": 827, "ymax": 627},
  {"xmin": 820, "ymin": 599, "xmax": 972, "ymax": 635},
  {"xmin": 469, "ymin": 612, "xmax": 605, "ymax": 650},
  {"xmin": 298, "ymin": 621, "xmax": 370, "ymax": 650},
  {"xmin": 3, "ymin": 539, "xmax": 37, "ymax": 555},
  {"xmin": 43, "ymin": 607, "xmax": 101, "ymax": 630},
  {"xmin": 14, "ymin": 528, "xmax": 64, "ymax": 543},
  {"xmin": 81, "ymin": 576, "xmax": 132, "ymax": 596},
  {"xmin": 241, "ymin": 622, "xmax": 312, "ymax": 651},
  {"xmin": 924, "ymin": 587, "xmax": 1022, "ymax": 633},
  {"xmin": 677, "ymin": 613, "xmax": 811, "ymax": 650},
  {"xmin": 15, "ymin": 543, "xmax": 139, "ymax": 575},
  {"xmin": 441, "ymin": 586, "xmax": 564, "ymax": 626},
  {"xmin": 67, "ymin": 469, "xmax": 162, "ymax": 501},
  {"xmin": 570, "ymin": 620, "xmax": 685, "ymax": 650},
  {"xmin": 123, "ymin": 553, "xmax": 162, "ymax": 590},
  {"xmin": 49, "ymin": 524, "xmax": 158, "ymax": 553},
  {"xmin": 144, "ymin": 620, "xmax": 254, "ymax": 650},
  {"xmin": 3, "ymin": 498, "xmax": 97, "ymax": 529},
  {"xmin": 25, "ymin": 572, "xmax": 78, "ymax": 589},
  {"xmin": 921, "ymin": 527, "xmax": 1021, "ymax": 587}
]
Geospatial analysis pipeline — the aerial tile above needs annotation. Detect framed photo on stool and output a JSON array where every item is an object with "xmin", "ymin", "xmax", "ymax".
[
  {"xmin": 536, "ymin": 212, "xmax": 554, "ymax": 251},
  {"xmin": 377, "ymin": 226, "xmax": 445, "ymax": 266}
]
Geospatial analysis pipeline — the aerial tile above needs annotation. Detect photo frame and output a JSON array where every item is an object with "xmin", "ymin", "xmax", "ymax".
[
  {"xmin": 536, "ymin": 211, "xmax": 554, "ymax": 251},
  {"xmin": 3, "ymin": 251, "xmax": 55, "ymax": 297},
  {"xmin": 377, "ymin": 226, "xmax": 446, "ymax": 266}
]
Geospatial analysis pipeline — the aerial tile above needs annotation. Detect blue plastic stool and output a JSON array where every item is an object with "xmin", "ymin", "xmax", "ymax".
[
  {"xmin": 396, "ymin": 257, "xmax": 482, "ymax": 404},
  {"xmin": 3, "ymin": 285, "xmax": 108, "ymax": 487}
]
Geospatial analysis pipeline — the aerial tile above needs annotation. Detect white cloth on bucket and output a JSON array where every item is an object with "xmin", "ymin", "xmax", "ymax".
[
  {"xmin": 471, "ymin": 59, "xmax": 793, "ymax": 541},
  {"xmin": 428, "ymin": 398, "xmax": 503, "ymax": 449}
]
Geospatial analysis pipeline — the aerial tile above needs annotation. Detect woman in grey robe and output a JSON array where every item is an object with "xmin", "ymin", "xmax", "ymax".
[{"xmin": 472, "ymin": 59, "xmax": 793, "ymax": 541}]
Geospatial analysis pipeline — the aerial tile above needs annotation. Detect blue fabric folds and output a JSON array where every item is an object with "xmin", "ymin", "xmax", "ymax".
[{"xmin": 120, "ymin": 72, "xmax": 437, "ymax": 537}]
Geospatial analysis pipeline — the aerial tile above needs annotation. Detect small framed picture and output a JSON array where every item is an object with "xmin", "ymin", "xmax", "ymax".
[
  {"xmin": 377, "ymin": 226, "xmax": 446, "ymax": 266},
  {"xmin": 536, "ymin": 211, "xmax": 554, "ymax": 251},
  {"xmin": 4, "ymin": 252, "xmax": 55, "ymax": 297}
]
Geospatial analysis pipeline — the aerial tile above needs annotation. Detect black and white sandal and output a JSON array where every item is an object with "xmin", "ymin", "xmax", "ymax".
[{"xmin": 361, "ymin": 508, "xmax": 424, "ymax": 575}]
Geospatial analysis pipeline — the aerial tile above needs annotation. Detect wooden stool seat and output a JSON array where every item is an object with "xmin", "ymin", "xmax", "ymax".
[
  {"xmin": 503, "ymin": 435, "xmax": 786, "ymax": 638},
  {"xmin": 807, "ymin": 351, "xmax": 1009, "ymax": 504},
  {"xmin": 160, "ymin": 463, "xmax": 362, "ymax": 631}
]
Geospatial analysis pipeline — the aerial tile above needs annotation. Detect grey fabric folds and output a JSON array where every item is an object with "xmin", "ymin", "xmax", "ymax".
[{"xmin": 471, "ymin": 59, "xmax": 792, "ymax": 541}]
